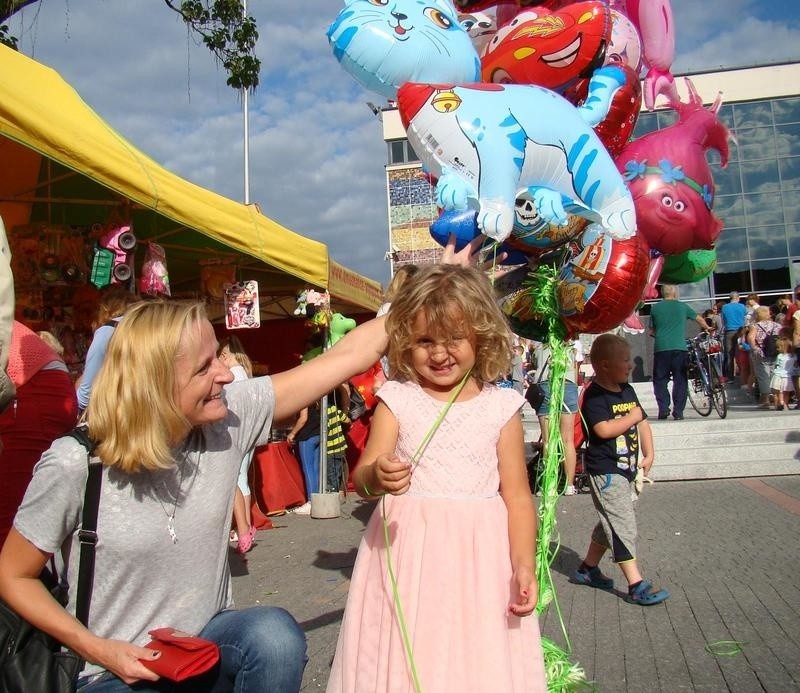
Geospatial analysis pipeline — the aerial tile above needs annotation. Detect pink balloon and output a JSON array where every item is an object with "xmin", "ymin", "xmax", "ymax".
[{"xmin": 616, "ymin": 79, "xmax": 731, "ymax": 256}]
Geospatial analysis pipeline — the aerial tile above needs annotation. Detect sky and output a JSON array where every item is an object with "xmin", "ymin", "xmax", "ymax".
[{"xmin": 6, "ymin": 0, "xmax": 800, "ymax": 285}]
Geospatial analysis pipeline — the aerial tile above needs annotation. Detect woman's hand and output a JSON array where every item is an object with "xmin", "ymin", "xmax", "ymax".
[
  {"xmin": 373, "ymin": 454, "xmax": 412, "ymax": 496},
  {"xmin": 509, "ymin": 565, "xmax": 538, "ymax": 617},
  {"xmin": 88, "ymin": 637, "xmax": 162, "ymax": 685}
]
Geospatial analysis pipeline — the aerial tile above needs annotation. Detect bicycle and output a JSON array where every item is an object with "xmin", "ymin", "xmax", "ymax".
[{"xmin": 686, "ymin": 333, "xmax": 728, "ymax": 418}]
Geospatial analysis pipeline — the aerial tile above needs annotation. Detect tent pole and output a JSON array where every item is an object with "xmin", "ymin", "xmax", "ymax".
[{"xmin": 242, "ymin": 0, "xmax": 251, "ymax": 206}]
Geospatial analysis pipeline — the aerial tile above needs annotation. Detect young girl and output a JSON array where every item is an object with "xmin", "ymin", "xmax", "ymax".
[
  {"xmin": 327, "ymin": 265, "xmax": 546, "ymax": 692},
  {"xmin": 218, "ymin": 336, "xmax": 257, "ymax": 552},
  {"xmin": 769, "ymin": 335, "xmax": 795, "ymax": 410}
]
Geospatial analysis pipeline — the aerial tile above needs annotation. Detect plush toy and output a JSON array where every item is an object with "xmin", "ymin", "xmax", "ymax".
[{"xmin": 328, "ymin": 313, "xmax": 357, "ymax": 347}]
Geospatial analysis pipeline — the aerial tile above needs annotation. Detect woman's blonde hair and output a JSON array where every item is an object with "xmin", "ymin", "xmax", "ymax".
[
  {"xmin": 218, "ymin": 335, "xmax": 253, "ymax": 377},
  {"xmin": 385, "ymin": 265, "xmax": 511, "ymax": 383},
  {"xmin": 754, "ymin": 305, "xmax": 771, "ymax": 322},
  {"xmin": 92, "ymin": 285, "xmax": 137, "ymax": 331},
  {"xmin": 87, "ymin": 300, "xmax": 208, "ymax": 473},
  {"xmin": 383, "ymin": 264, "xmax": 419, "ymax": 304}
]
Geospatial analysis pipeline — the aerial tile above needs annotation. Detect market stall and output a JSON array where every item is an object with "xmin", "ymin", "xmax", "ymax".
[{"xmin": 0, "ymin": 44, "xmax": 381, "ymax": 374}]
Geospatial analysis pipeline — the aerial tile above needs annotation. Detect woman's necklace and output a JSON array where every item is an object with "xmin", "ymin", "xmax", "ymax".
[{"xmin": 154, "ymin": 448, "xmax": 192, "ymax": 544}]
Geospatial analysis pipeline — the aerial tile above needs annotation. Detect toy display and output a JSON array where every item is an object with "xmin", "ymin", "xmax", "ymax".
[
  {"xmin": 90, "ymin": 224, "xmax": 136, "ymax": 288},
  {"xmin": 224, "ymin": 280, "xmax": 260, "ymax": 330}
]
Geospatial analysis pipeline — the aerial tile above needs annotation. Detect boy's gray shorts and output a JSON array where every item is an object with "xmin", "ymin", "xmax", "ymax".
[{"xmin": 588, "ymin": 472, "xmax": 639, "ymax": 563}]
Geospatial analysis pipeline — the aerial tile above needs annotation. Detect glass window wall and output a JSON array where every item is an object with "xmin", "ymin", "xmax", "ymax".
[{"xmin": 634, "ymin": 94, "xmax": 800, "ymax": 300}]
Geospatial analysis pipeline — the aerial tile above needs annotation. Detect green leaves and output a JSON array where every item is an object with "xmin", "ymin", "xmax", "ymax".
[{"xmin": 167, "ymin": 0, "xmax": 261, "ymax": 90}]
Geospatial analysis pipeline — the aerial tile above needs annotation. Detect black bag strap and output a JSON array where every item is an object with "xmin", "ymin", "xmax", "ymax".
[
  {"xmin": 66, "ymin": 426, "xmax": 102, "ymax": 628},
  {"xmin": 536, "ymin": 356, "xmax": 551, "ymax": 384}
]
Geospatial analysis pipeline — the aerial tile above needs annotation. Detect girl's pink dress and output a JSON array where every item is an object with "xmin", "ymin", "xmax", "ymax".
[{"xmin": 327, "ymin": 381, "xmax": 546, "ymax": 692}]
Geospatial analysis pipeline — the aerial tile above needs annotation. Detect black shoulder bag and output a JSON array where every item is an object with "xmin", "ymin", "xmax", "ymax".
[
  {"xmin": 0, "ymin": 426, "xmax": 102, "ymax": 693},
  {"xmin": 524, "ymin": 357, "xmax": 550, "ymax": 412}
]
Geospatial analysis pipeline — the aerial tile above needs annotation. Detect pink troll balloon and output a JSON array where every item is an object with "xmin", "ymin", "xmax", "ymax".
[{"xmin": 616, "ymin": 79, "xmax": 732, "ymax": 257}]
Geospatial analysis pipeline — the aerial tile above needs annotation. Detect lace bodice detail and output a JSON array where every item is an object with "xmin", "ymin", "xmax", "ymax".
[{"xmin": 377, "ymin": 380, "xmax": 524, "ymax": 497}]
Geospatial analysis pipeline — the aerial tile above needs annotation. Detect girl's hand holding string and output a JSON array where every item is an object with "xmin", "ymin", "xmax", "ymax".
[
  {"xmin": 373, "ymin": 453, "xmax": 412, "ymax": 496},
  {"xmin": 508, "ymin": 566, "xmax": 538, "ymax": 617}
]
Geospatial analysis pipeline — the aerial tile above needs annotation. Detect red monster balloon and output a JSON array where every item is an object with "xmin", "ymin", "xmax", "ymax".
[
  {"xmin": 480, "ymin": 2, "xmax": 611, "ymax": 93},
  {"xmin": 616, "ymin": 79, "xmax": 732, "ymax": 256},
  {"xmin": 556, "ymin": 223, "xmax": 650, "ymax": 335}
]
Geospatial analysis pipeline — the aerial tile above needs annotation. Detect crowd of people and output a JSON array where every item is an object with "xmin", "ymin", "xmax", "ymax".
[
  {"xmin": 646, "ymin": 285, "xmax": 800, "ymax": 417},
  {"xmin": 3, "ymin": 210, "xmax": 788, "ymax": 690},
  {"xmin": 707, "ymin": 289, "xmax": 799, "ymax": 410}
]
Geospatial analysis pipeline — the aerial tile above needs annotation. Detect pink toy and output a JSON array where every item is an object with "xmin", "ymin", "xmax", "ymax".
[
  {"xmin": 139, "ymin": 242, "xmax": 171, "ymax": 297},
  {"xmin": 618, "ymin": 0, "xmax": 678, "ymax": 110},
  {"xmin": 617, "ymin": 79, "xmax": 732, "ymax": 256}
]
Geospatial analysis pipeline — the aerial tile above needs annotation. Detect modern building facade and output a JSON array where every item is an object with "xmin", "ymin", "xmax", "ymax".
[{"xmin": 380, "ymin": 62, "xmax": 800, "ymax": 315}]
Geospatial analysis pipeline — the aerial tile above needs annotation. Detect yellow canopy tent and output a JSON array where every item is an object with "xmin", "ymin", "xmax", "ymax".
[{"xmin": 0, "ymin": 44, "xmax": 382, "ymax": 319}]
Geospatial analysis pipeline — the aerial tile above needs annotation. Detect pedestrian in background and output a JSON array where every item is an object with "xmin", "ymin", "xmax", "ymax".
[
  {"xmin": 747, "ymin": 305, "xmax": 782, "ymax": 409},
  {"xmin": 218, "ymin": 335, "xmax": 257, "ymax": 553},
  {"xmin": 0, "ymin": 321, "xmax": 77, "ymax": 546},
  {"xmin": 649, "ymin": 284, "xmax": 709, "ymax": 420},
  {"xmin": 721, "ymin": 291, "xmax": 747, "ymax": 379}
]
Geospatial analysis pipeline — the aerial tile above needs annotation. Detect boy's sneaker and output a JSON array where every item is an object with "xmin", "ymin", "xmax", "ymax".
[
  {"xmin": 563, "ymin": 485, "xmax": 577, "ymax": 496},
  {"xmin": 624, "ymin": 580, "xmax": 669, "ymax": 606},
  {"xmin": 290, "ymin": 502, "xmax": 311, "ymax": 515},
  {"xmin": 573, "ymin": 566, "xmax": 614, "ymax": 590}
]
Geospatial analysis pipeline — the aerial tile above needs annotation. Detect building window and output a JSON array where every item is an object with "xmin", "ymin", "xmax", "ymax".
[{"xmin": 388, "ymin": 140, "xmax": 420, "ymax": 164}]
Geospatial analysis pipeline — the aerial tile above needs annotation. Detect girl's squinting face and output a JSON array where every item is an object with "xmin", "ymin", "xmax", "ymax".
[
  {"xmin": 175, "ymin": 320, "xmax": 234, "ymax": 427},
  {"xmin": 409, "ymin": 311, "xmax": 476, "ymax": 393}
]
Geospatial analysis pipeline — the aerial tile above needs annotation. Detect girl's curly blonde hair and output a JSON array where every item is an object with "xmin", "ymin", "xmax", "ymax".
[{"xmin": 385, "ymin": 265, "xmax": 512, "ymax": 384}]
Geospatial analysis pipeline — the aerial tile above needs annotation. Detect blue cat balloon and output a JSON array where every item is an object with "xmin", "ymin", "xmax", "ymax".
[
  {"xmin": 327, "ymin": 0, "xmax": 480, "ymax": 99},
  {"xmin": 328, "ymin": 0, "xmax": 636, "ymax": 244}
]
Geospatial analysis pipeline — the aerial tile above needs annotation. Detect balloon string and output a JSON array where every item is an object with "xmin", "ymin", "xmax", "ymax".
[
  {"xmin": 705, "ymin": 640, "xmax": 746, "ymax": 656},
  {"xmin": 381, "ymin": 368, "xmax": 473, "ymax": 693}
]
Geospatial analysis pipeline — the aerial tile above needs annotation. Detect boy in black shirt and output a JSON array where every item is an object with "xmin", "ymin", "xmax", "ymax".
[{"xmin": 575, "ymin": 334, "xmax": 669, "ymax": 605}]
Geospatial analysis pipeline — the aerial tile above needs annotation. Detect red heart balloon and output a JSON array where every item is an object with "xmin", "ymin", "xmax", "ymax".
[{"xmin": 481, "ymin": 2, "xmax": 612, "ymax": 92}]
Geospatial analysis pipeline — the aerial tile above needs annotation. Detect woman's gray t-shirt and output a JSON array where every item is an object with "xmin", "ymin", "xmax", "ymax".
[{"xmin": 14, "ymin": 376, "xmax": 274, "ymax": 678}]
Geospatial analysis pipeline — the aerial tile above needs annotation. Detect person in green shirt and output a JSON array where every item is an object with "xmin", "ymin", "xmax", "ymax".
[{"xmin": 649, "ymin": 284, "xmax": 710, "ymax": 420}]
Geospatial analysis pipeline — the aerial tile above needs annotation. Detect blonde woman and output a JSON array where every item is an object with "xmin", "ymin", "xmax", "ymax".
[{"xmin": 0, "ymin": 300, "xmax": 387, "ymax": 691}]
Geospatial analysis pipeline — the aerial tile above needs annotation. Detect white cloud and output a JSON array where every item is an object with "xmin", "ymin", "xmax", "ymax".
[{"xmin": 6, "ymin": 0, "xmax": 800, "ymax": 286}]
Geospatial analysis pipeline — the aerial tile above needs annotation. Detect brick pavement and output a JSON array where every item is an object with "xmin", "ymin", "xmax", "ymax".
[{"xmin": 231, "ymin": 476, "xmax": 800, "ymax": 692}]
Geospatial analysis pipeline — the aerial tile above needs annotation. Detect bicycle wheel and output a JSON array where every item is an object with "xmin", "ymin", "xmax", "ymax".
[
  {"xmin": 709, "ymin": 360, "xmax": 728, "ymax": 419},
  {"xmin": 686, "ymin": 365, "xmax": 712, "ymax": 416}
]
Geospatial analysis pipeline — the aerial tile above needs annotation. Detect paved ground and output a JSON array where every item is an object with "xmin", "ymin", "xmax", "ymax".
[{"xmin": 229, "ymin": 474, "xmax": 800, "ymax": 692}]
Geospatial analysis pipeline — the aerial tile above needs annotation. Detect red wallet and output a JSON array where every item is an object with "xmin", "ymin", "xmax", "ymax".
[{"xmin": 142, "ymin": 628, "xmax": 220, "ymax": 682}]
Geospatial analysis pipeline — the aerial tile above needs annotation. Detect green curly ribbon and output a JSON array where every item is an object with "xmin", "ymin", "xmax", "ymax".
[
  {"xmin": 523, "ymin": 267, "xmax": 586, "ymax": 690},
  {"xmin": 705, "ymin": 640, "xmax": 746, "ymax": 656}
]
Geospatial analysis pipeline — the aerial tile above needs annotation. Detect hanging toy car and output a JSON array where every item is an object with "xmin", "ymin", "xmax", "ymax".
[{"xmin": 90, "ymin": 225, "xmax": 137, "ymax": 288}]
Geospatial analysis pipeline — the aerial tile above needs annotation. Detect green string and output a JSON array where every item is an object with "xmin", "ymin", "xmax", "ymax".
[
  {"xmin": 381, "ymin": 368, "xmax": 473, "ymax": 693},
  {"xmin": 705, "ymin": 640, "xmax": 746, "ymax": 656}
]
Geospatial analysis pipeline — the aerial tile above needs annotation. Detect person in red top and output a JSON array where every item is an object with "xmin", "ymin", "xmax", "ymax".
[{"xmin": 0, "ymin": 321, "xmax": 78, "ymax": 546}]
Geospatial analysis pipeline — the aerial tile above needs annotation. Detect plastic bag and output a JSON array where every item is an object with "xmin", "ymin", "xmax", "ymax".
[{"xmin": 139, "ymin": 242, "xmax": 171, "ymax": 297}]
